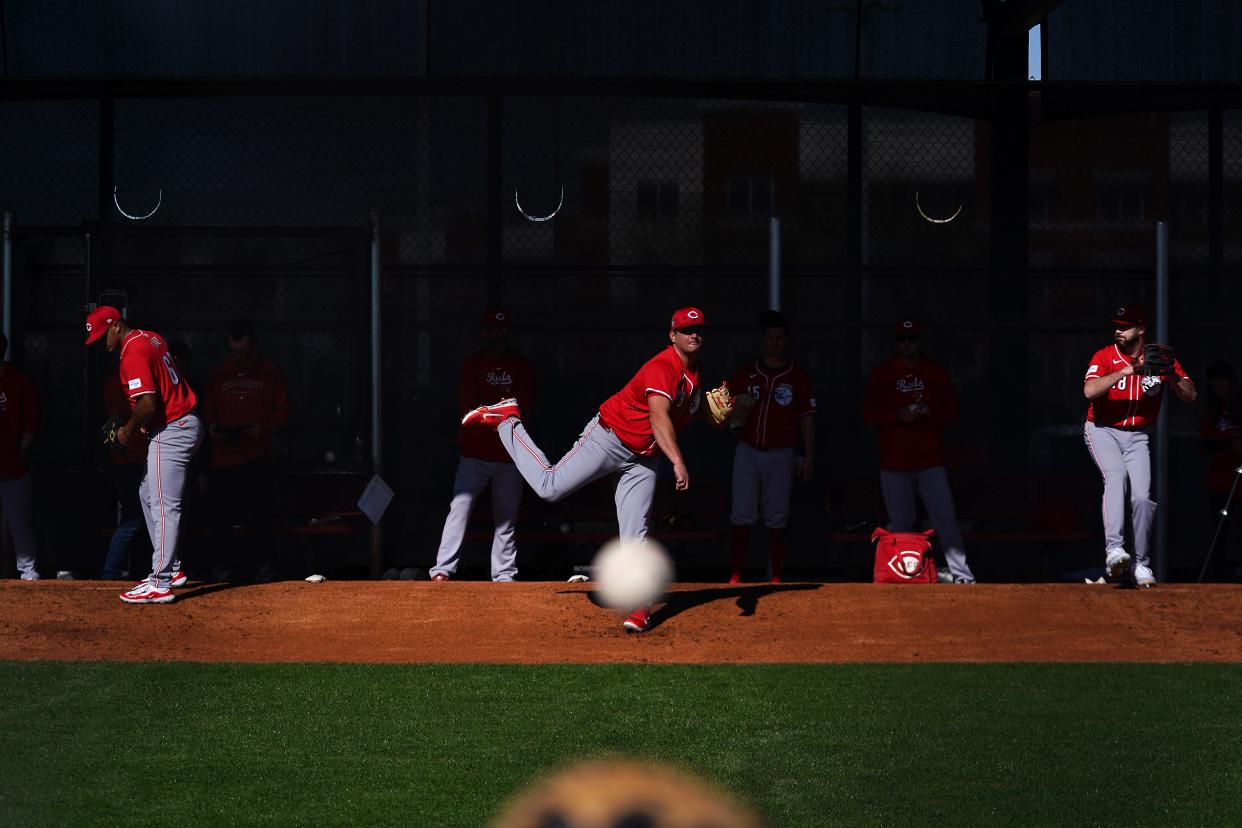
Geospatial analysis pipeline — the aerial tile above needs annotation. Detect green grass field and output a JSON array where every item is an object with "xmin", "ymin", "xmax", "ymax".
[{"xmin": 1, "ymin": 662, "xmax": 1240, "ymax": 826}]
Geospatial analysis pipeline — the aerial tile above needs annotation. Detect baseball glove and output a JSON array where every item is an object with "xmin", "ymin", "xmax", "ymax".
[
  {"xmin": 703, "ymin": 383, "xmax": 734, "ymax": 429},
  {"xmin": 1136, "ymin": 343, "xmax": 1176, "ymax": 377},
  {"xmin": 100, "ymin": 417, "xmax": 125, "ymax": 453},
  {"xmin": 728, "ymin": 391, "xmax": 757, "ymax": 434}
]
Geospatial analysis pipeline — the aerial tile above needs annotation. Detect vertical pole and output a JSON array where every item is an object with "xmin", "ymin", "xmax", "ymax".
[
  {"xmin": 486, "ymin": 94, "xmax": 502, "ymax": 307},
  {"xmin": 768, "ymin": 217, "xmax": 781, "ymax": 311},
  {"xmin": 1208, "ymin": 103, "xmax": 1223, "ymax": 302},
  {"xmin": 1154, "ymin": 221, "xmax": 1169, "ymax": 583},
  {"xmin": 2, "ymin": 211, "xmax": 12, "ymax": 346},
  {"xmin": 846, "ymin": 102, "xmax": 864, "ymax": 474},
  {"xmin": 369, "ymin": 210, "xmax": 384, "ymax": 578}
]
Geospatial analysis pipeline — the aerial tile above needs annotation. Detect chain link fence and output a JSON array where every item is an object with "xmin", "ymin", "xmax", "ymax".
[{"xmin": 2, "ymin": 91, "xmax": 1239, "ymax": 578}]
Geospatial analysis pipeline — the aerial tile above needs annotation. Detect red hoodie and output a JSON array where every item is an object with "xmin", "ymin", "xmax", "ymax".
[{"xmin": 863, "ymin": 354, "xmax": 958, "ymax": 471}]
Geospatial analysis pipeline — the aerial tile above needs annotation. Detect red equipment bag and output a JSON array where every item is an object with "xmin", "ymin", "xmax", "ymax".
[{"xmin": 871, "ymin": 527, "xmax": 938, "ymax": 583}]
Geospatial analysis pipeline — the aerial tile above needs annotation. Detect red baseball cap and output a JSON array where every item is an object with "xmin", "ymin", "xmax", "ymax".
[
  {"xmin": 896, "ymin": 318, "xmax": 923, "ymax": 337},
  {"xmin": 1110, "ymin": 304, "xmax": 1146, "ymax": 327},
  {"xmin": 483, "ymin": 308, "xmax": 511, "ymax": 329},
  {"xmin": 670, "ymin": 307, "xmax": 707, "ymax": 330},
  {"xmin": 84, "ymin": 305, "xmax": 122, "ymax": 345}
]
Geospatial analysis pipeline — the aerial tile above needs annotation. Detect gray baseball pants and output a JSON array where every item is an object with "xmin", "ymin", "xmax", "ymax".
[
  {"xmin": 1083, "ymin": 421, "xmax": 1155, "ymax": 568},
  {"xmin": 730, "ymin": 443, "xmax": 794, "ymax": 529},
  {"xmin": 880, "ymin": 466, "xmax": 975, "ymax": 581},
  {"xmin": 497, "ymin": 414, "xmax": 658, "ymax": 540},
  {"xmin": 0, "ymin": 473, "xmax": 38, "ymax": 579},
  {"xmin": 140, "ymin": 413, "xmax": 202, "ymax": 589},
  {"xmin": 431, "ymin": 457, "xmax": 522, "ymax": 581}
]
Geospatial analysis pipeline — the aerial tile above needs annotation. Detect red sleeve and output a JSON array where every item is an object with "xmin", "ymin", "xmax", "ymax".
[
  {"xmin": 200, "ymin": 367, "xmax": 221, "ymax": 427},
  {"xmin": 928, "ymin": 365, "xmax": 959, "ymax": 427},
  {"xmin": 1172, "ymin": 358, "xmax": 1191, "ymax": 383},
  {"xmin": 863, "ymin": 365, "xmax": 895, "ymax": 427},
  {"xmin": 1083, "ymin": 350, "xmax": 1111, "ymax": 383},
  {"xmin": 267, "ymin": 364, "xmax": 290, "ymax": 433},
  {"xmin": 728, "ymin": 366, "xmax": 748, "ymax": 397},
  {"xmin": 642, "ymin": 357, "xmax": 680, "ymax": 401},
  {"xmin": 120, "ymin": 346, "xmax": 157, "ymax": 400},
  {"xmin": 517, "ymin": 356, "xmax": 536, "ymax": 410},
  {"xmin": 797, "ymin": 368, "xmax": 816, "ymax": 416}
]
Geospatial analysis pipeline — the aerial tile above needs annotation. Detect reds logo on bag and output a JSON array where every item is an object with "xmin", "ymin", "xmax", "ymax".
[{"xmin": 871, "ymin": 527, "xmax": 938, "ymax": 583}]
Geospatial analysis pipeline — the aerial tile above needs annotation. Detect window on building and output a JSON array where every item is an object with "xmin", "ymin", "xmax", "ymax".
[
  {"xmin": 1097, "ymin": 176, "xmax": 1147, "ymax": 224},
  {"xmin": 638, "ymin": 179, "xmax": 679, "ymax": 219},
  {"xmin": 727, "ymin": 175, "xmax": 774, "ymax": 216}
]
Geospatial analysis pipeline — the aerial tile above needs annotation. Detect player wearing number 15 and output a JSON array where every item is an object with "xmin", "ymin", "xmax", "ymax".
[{"xmin": 85, "ymin": 306, "xmax": 203, "ymax": 604}]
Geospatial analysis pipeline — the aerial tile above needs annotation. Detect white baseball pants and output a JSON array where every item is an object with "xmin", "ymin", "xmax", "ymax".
[
  {"xmin": 431, "ymin": 457, "xmax": 523, "ymax": 581},
  {"xmin": 497, "ymin": 414, "xmax": 658, "ymax": 541},
  {"xmin": 880, "ymin": 466, "xmax": 975, "ymax": 582},
  {"xmin": 139, "ymin": 413, "xmax": 203, "ymax": 589}
]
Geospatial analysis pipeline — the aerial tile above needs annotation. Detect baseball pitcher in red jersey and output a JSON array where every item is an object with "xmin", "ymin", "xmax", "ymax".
[
  {"xmin": 726, "ymin": 310, "xmax": 816, "ymax": 584},
  {"xmin": 1083, "ymin": 304, "xmax": 1195, "ymax": 586},
  {"xmin": 430, "ymin": 309, "xmax": 536, "ymax": 582},
  {"xmin": 461, "ymin": 307, "xmax": 709, "ymax": 632},
  {"xmin": 86, "ymin": 306, "xmax": 203, "ymax": 603},
  {"xmin": 864, "ymin": 318, "xmax": 976, "ymax": 583}
]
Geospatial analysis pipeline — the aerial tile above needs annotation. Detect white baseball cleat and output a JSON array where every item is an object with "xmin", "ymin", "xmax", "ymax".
[
  {"xmin": 1133, "ymin": 564, "xmax": 1157, "ymax": 588},
  {"xmin": 1105, "ymin": 548, "xmax": 1131, "ymax": 578}
]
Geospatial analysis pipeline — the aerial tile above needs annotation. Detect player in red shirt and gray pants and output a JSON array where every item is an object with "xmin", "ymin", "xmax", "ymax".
[
  {"xmin": 1083, "ymin": 304, "xmax": 1196, "ymax": 586},
  {"xmin": 461, "ymin": 307, "xmax": 708, "ymax": 633},
  {"xmin": 0, "ymin": 332, "xmax": 40, "ymax": 580},
  {"xmin": 726, "ymin": 310, "xmax": 816, "ymax": 584},
  {"xmin": 86, "ymin": 307, "xmax": 203, "ymax": 603},
  {"xmin": 200, "ymin": 319, "xmax": 290, "ymax": 582},
  {"xmin": 430, "ymin": 309, "xmax": 536, "ymax": 582},
  {"xmin": 864, "ymin": 318, "xmax": 976, "ymax": 583}
]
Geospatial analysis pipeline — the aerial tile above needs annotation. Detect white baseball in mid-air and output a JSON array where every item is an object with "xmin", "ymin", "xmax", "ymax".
[{"xmin": 591, "ymin": 538, "xmax": 674, "ymax": 609}]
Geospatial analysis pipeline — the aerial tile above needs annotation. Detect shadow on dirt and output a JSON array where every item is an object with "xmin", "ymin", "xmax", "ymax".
[{"xmin": 565, "ymin": 582, "xmax": 822, "ymax": 629}]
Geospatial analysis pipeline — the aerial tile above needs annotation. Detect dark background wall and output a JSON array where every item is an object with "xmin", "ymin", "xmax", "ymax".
[{"xmin": 2, "ymin": 2, "xmax": 1241, "ymax": 581}]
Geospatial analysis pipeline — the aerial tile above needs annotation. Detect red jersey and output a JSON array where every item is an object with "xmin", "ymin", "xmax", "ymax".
[
  {"xmin": 458, "ymin": 348, "xmax": 536, "ymax": 462},
  {"xmin": 1201, "ymin": 399, "xmax": 1242, "ymax": 493},
  {"xmin": 201, "ymin": 355, "xmax": 290, "ymax": 467},
  {"xmin": 102, "ymin": 372, "xmax": 148, "ymax": 466},
  {"xmin": 863, "ymin": 355, "xmax": 958, "ymax": 471},
  {"xmin": 598, "ymin": 346, "xmax": 701, "ymax": 457},
  {"xmin": 118, "ymin": 330, "xmax": 196, "ymax": 427},
  {"xmin": 729, "ymin": 361, "xmax": 815, "ymax": 450},
  {"xmin": 0, "ymin": 363, "xmax": 40, "ymax": 480},
  {"xmin": 1084, "ymin": 344, "xmax": 1189, "ymax": 429}
]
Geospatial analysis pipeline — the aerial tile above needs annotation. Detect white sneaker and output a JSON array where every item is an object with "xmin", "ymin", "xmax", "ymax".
[
  {"xmin": 1134, "ymin": 564, "xmax": 1157, "ymax": 588},
  {"xmin": 1105, "ymin": 548, "xmax": 1131, "ymax": 577}
]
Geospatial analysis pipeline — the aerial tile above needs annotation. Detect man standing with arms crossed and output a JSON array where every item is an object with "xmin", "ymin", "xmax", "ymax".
[
  {"xmin": 461, "ymin": 307, "xmax": 708, "ymax": 633},
  {"xmin": 726, "ymin": 310, "xmax": 816, "ymax": 584},
  {"xmin": 86, "ymin": 306, "xmax": 202, "ymax": 603},
  {"xmin": 1083, "ymin": 304, "xmax": 1195, "ymax": 586},
  {"xmin": 201, "ymin": 319, "xmax": 290, "ymax": 582},
  {"xmin": 430, "ymin": 309, "xmax": 536, "ymax": 582},
  {"xmin": 864, "ymin": 318, "xmax": 976, "ymax": 583}
]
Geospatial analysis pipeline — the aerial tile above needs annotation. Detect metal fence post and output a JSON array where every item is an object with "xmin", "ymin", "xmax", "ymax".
[
  {"xmin": 1155, "ymin": 220, "xmax": 1169, "ymax": 582},
  {"xmin": 370, "ymin": 210, "xmax": 384, "ymax": 578},
  {"xmin": 2, "ymin": 211, "xmax": 11, "ymax": 347},
  {"xmin": 768, "ymin": 217, "xmax": 781, "ymax": 311}
]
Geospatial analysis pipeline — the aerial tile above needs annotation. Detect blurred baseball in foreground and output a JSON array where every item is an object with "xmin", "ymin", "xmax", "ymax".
[
  {"xmin": 591, "ymin": 538, "xmax": 674, "ymax": 608},
  {"xmin": 491, "ymin": 758, "xmax": 763, "ymax": 828}
]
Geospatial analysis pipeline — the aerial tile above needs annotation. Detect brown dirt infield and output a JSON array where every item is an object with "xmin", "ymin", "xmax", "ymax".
[{"xmin": 2, "ymin": 580, "xmax": 1241, "ymax": 664}]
